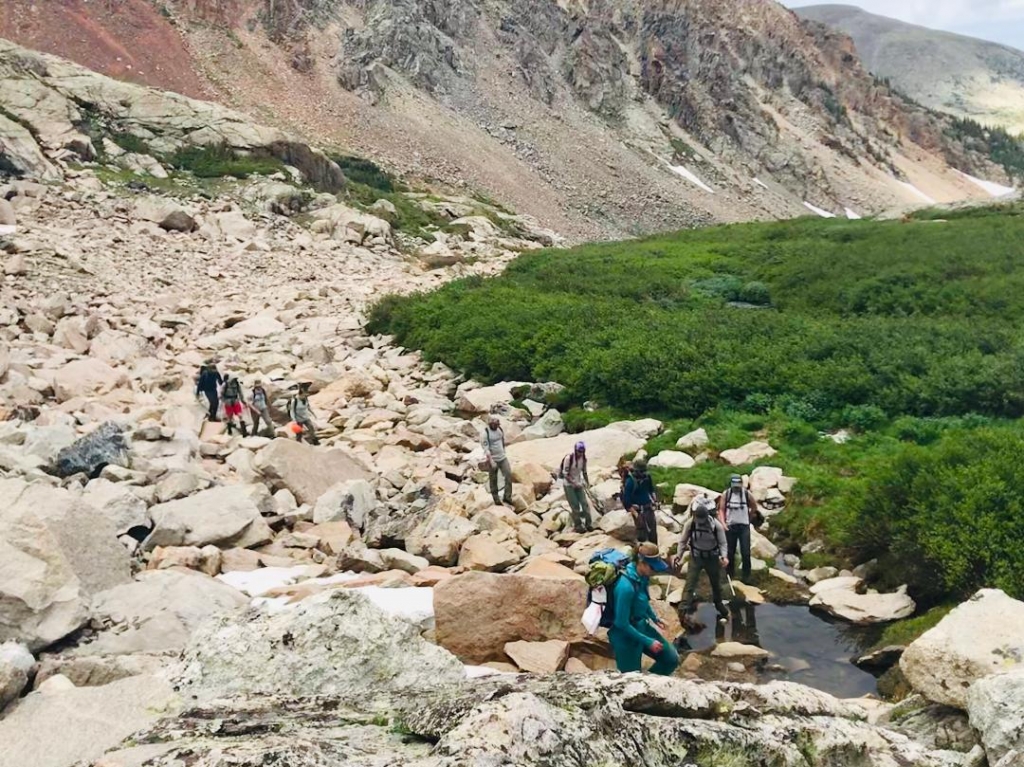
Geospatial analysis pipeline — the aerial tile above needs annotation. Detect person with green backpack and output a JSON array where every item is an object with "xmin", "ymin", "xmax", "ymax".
[{"xmin": 604, "ymin": 542, "xmax": 680, "ymax": 675}]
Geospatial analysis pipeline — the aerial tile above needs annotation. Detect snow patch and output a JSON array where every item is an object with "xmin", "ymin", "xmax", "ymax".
[
  {"xmin": 350, "ymin": 585, "xmax": 435, "ymax": 629},
  {"xmin": 465, "ymin": 665, "xmax": 515, "ymax": 678},
  {"xmin": 669, "ymin": 165, "xmax": 715, "ymax": 194},
  {"xmin": 217, "ymin": 565, "xmax": 328, "ymax": 597},
  {"xmin": 0, "ymin": 226, "xmax": 16, "ymax": 236},
  {"xmin": 803, "ymin": 202, "xmax": 836, "ymax": 219},
  {"xmin": 845, "ymin": 208, "xmax": 862, "ymax": 220},
  {"xmin": 954, "ymin": 170, "xmax": 1016, "ymax": 198},
  {"xmin": 896, "ymin": 180, "xmax": 936, "ymax": 205},
  {"xmin": 753, "ymin": 177, "xmax": 770, "ymax": 190}
]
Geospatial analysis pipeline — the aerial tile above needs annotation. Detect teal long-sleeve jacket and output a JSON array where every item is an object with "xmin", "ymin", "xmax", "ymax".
[{"xmin": 611, "ymin": 562, "xmax": 659, "ymax": 648}]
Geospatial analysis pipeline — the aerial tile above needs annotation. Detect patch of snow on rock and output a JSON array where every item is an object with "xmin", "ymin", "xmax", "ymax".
[
  {"xmin": 803, "ymin": 202, "xmax": 836, "ymax": 218},
  {"xmin": 670, "ymin": 165, "xmax": 715, "ymax": 194},
  {"xmin": 955, "ymin": 170, "xmax": 1016, "ymax": 198}
]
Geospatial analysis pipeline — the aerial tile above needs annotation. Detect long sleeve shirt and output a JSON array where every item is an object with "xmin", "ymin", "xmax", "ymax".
[
  {"xmin": 679, "ymin": 517, "xmax": 728, "ymax": 559},
  {"xmin": 623, "ymin": 473, "xmax": 656, "ymax": 509},
  {"xmin": 611, "ymin": 563, "xmax": 658, "ymax": 649}
]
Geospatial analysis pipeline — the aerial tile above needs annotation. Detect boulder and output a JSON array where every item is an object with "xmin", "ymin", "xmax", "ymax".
[
  {"xmin": 51, "ymin": 359, "xmax": 127, "ymax": 402},
  {"xmin": 810, "ymin": 582, "xmax": 915, "ymax": 625},
  {"xmin": 901, "ymin": 589, "xmax": 1024, "ymax": 708},
  {"xmin": 749, "ymin": 466, "xmax": 784, "ymax": 494},
  {"xmin": 672, "ymin": 483, "xmax": 720, "ymax": 511},
  {"xmin": 311, "ymin": 479, "xmax": 377, "ymax": 530},
  {"xmin": 33, "ymin": 653, "xmax": 167, "ymax": 689},
  {"xmin": 648, "ymin": 450, "xmax": 696, "ymax": 470},
  {"xmin": 177, "ymin": 589, "xmax": 464, "ymax": 703},
  {"xmin": 75, "ymin": 569, "xmax": 248, "ymax": 656},
  {"xmin": 520, "ymin": 410, "xmax": 564, "ymax": 441},
  {"xmin": 148, "ymin": 545, "xmax": 222, "ymax": 576},
  {"xmin": 505, "ymin": 639, "xmax": 569, "ymax": 673},
  {"xmin": 143, "ymin": 485, "xmax": 274, "ymax": 550},
  {"xmin": 598, "ymin": 508, "xmax": 636, "ymax": 540},
  {"xmin": 519, "ymin": 558, "xmax": 585, "ymax": 581},
  {"xmin": 135, "ymin": 197, "xmax": 196, "ymax": 232},
  {"xmin": 304, "ymin": 521, "xmax": 356, "ymax": 555},
  {"xmin": 0, "ymin": 674, "xmax": 180, "ymax": 767},
  {"xmin": 676, "ymin": 428, "xmax": 709, "ymax": 452},
  {"xmin": 51, "ymin": 421, "xmax": 129, "ymax": 479},
  {"xmin": 407, "ymin": 508, "xmax": 479, "ymax": 566},
  {"xmin": 967, "ymin": 668, "xmax": 1024, "ymax": 766},
  {"xmin": 720, "ymin": 441, "xmax": 777, "ymax": 466},
  {"xmin": 455, "ymin": 382, "xmax": 528, "ymax": 413},
  {"xmin": 750, "ymin": 529, "xmax": 779, "ymax": 560},
  {"xmin": 0, "ymin": 199, "xmax": 14, "ymax": 226},
  {"xmin": 505, "ymin": 425, "xmax": 645, "ymax": 473},
  {"xmin": 0, "ymin": 642, "xmax": 34, "ymax": 712},
  {"xmin": 256, "ymin": 439, "xmax": 372, "ymax": 506},
  {"xmin": 434, "ymin": 571, "xmax": 588, "ymax": 664},
  {"xmin": 21, "ymin": 425, "xmax": 77, "ymax": 462},
  {"xmin": 458, "ymin": 533, "xmax": 527, "ymax": 572},
  {"xmin": 712, "ymin": 642, "xmax": 771, "ymax": 659},
  {"xmin": 607, "ymin": 419, "xmax": 664, "ymax": 439},
  {"xmin": 511, "ymin": 462, "xmax": 555, "ymax": 498},
  {"xmin": 81, "ymin": 478, "xmax": 149, "ymax": 535},
  {"xmin": 378, "ymin": 548, "xmax": 430, "ymax": 575},
  {"xmin": 806, "ymin": 566, "xmax": 839, "ymax": 584},
  {"xmin": 200, "ymin": 209, "xmax": 255, "ymax": 241}
]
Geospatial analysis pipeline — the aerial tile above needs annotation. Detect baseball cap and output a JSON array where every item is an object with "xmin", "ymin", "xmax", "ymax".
[{"xmin": 638, "ymin": 542, "xmax": 670, "ymax": 573}]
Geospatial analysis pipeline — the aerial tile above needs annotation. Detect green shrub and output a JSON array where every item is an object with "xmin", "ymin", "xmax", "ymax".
[
  {"xmin": 836, "ymin": 425, "xmax": 1024, "ymax": 603},
  {"xmin": 331, "ymin": 155, "xmax": 397, "ymax": 192},
  {"xmin": 842, "ymin": 404, "xmax": 888, "ymax": 432},
  {"xmin": 166, "ymin": 143, "xmax": 285, "ymax": 179}
]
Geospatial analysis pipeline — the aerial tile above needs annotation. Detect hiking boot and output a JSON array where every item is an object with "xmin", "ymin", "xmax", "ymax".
[
  {"xmin": 717, "ymin": 610, "xmax": 730, "ymax": 624},
  {"xmin": 240, "ymin": 423, "xmax": 249, "ymax": 437},
  {"xmin": 491, "ymin": 496, "xmax": 502, "ymax": 507},
  {"xmin": 226, "ymin": 422, "xmax": 234, "ymax": 435}
]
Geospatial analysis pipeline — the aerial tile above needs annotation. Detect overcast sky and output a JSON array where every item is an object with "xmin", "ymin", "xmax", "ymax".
[{"xmin": 783, "ymin": 1, "xmax": 1024, "ymax": 50}]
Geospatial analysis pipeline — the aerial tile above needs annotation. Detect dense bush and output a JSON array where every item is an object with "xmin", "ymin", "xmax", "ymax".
[
  {"xmin": 369, "ymin": 206, "xmax": 1024, "ymax": 421},
  {"xmin": 166, "ymin": 143, "xmax": 285, "ymax": 179},
  {"xmin": 834, "ymin": 425, "xmax": 1024, "ymax": 603},
  {"xmin": 331, "ymin": 155, "xmax": 397, "ymax": 192}
]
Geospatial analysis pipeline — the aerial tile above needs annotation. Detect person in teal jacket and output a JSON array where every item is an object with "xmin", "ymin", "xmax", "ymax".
[{"xmin": 608, "ymin": 542, "xmax": 680, "ymax": 675}]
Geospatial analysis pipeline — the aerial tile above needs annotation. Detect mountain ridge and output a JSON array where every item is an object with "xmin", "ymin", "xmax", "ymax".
[{"xmin": 797, "ymin": 4, "xmax": 1024, "ymax": 135}]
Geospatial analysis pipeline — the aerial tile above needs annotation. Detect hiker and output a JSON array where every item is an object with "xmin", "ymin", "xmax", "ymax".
[
  {"xmin": 623, "ymin": 458, "xmax": 659, "ymax": 544},
  {"xmin": 288, "ymin": 382, "xmax": 319, "ymax": 444},
  {"xmin": 195, "ymin": 359, "xmax": 223, "ymax": 421},
  {"xmin": 221, "ymin": 374, "xmax": 248, "ymax": 436},
  {"xmin": 675, "ymin": 495, "xmax": 729, "ymax": 625},
  {"xmin": 249, "ymin": 380, "xmax": 273, "ymax": 437},
  {"xmin": 480, "ymin": 414, "xmax": 513, "ymax": 506},
  {"xmin": 608, "ymin": 542, "xmax": 679, "ymax": 675},
  {"xmin": 718, "ymin": 474, "xmax": 761, "ymax": 582},
  {"xmin": 559, "ymin": 441, "xmax": 593, "ymax": 533}
]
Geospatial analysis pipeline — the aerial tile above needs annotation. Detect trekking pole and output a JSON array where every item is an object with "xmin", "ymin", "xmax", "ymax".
[{"xmin": 726, "ymin": 574, "xmax": 736, "ymax": 598}]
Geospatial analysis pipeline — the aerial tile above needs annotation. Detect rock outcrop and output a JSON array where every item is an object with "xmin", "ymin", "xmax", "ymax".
[{"xmin": 901, "ymin": 589, "xmax": 1024, "ymax": 708}]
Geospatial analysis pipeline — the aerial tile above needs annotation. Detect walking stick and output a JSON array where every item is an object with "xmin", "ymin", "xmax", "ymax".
[{"xmin": 726, "ymin": 573, "xmax": 737, "ymax": 598}]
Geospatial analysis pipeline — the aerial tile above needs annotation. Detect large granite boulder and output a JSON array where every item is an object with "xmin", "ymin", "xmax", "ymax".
[
  {"xmin": 505, "ymin": 424, "xmax": 645, "ymax": 473},
  {"xmin": 177, "ymin": 589, "xmax": 464, "ymax": 704},
  {"xmin": 255, "ymin": 439, "xmax": 372, "ymax": 506},
  {"xmin": 143, "ymin": 485, "xmax": 274, "ymax": 551},
  {"xmin": 51, "ymin": 422, "xmax": 129, "ymax": 479},
  {"xmin": 901, "ymin": 589, "xmax": 1024, "ymax": 708},
  {"xmin": 809, "ymin": 577, "xmax": 915, "ymax": 625},
  {"xmin": 967, "ymin": 668, "xmax": 1024, "ymax": 767},
  {"xmin": 434, "ymin": 571, "xmax": 588, "ymax": 664}
]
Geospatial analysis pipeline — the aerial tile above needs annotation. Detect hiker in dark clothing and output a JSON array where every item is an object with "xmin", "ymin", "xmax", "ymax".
[
  {"xmin": 675, "ymin": 495, "xmax": 729, "ymax": 625},
  {"xmin": 718, "ymin": 474, "xmax": 761, "ymax": 583},
  {"xmin": 195, "ymin": 360, "xmax": 223, "ymax": 421},
  {"xmin": 221, "ymin": 375, "xmax": 248, "ymax": 436},
  {"xmin": 623, "ymin": 458, "xmax": 659, "ymax": 544}
]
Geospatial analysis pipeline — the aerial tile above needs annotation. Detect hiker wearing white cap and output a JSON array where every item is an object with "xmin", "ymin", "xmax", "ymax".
[
  {"xmin": 718, "ymin": 475, "xmax": 760, "ymax": 582},
  {"xmin": 559, "ymin": 441, "xmax": 593, "ymax": 533}
]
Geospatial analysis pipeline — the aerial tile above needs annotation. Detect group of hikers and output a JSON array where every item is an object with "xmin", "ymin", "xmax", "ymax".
[
  {"xmin": 479, "ymin": 413, "xmax": 765, "ymax": 676},
  {"xmin": 194, "ymin": 360, "xmax": 319, "ymax": 444}
]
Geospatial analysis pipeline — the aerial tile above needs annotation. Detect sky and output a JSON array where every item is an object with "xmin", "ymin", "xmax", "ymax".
[{"xmin": 783, "ymin": 1, "xmax": 1024, "ymax": 51}]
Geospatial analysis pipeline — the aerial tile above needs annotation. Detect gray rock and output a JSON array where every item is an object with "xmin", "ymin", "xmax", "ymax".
[
  {"xmin": 176, "ymin": 589, "xmax": 465, "ymax": 705},
  {"xmin": 0, "ymin": 674, "xmax": 180, "ymax": 767},
  {"xmin": 34, "ymin": 653, "xmax": 167, "ymax": 689},
  {"xmin": 81, "ymin": 478, "xmax": 150, "ymax": 535},
  {"xmin": 74, "ymin": 569, "xmax": 248, "ymax": 656},
  {"xmin": 968, "ymin": 668, "xmax": 1024, "ymax": 765},
  {"xmin": 255, "ymin": 438, "xmax": 373, "ymax": 506},
  {"xmin": 312, "ymin": 478, "xmax": 377, "ymax": 530},
  {"xmin": 143, "ymin": 485, "xmax": 274, "ymax": 551},
  {"xmin": 51, "ymin": 422, "xmax": 129, "ymax": 479},
  {"xmin": 0, "ymin": 642, "xmax": 34, "ymax": 712}
]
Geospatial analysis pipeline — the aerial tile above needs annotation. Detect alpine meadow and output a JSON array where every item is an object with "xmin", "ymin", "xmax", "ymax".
[{"xmin": 370, "ymin": 203, "xmax": 1024, "ymax": 607}]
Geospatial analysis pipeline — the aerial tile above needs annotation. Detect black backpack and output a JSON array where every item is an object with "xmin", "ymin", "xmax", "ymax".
[{"xmin": 223, "ymin": 378, "xmax": 241, "ymax": 400}]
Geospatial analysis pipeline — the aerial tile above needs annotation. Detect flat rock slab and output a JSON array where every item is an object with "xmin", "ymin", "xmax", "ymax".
[
  {"xmin": 811, "ymin": 584, "xmax": 915, "ymax": 625},
  {"xmin": 505, "ymin": 640, "xmax": 570, "ymax": 673},
  {"xmin": 505, "ymin": 424, "xmax": 646, "ymax": 473},
  {"xmin": 0, "ymin": 674, "xmax": 180, "ymax": 767},
  {"xmin": 144, "ymin": 485, "xmax": 273, "ymax": 550},
  {"xmin": 712, "ymin": 642, "xmax": 771, "ymax": 659}
]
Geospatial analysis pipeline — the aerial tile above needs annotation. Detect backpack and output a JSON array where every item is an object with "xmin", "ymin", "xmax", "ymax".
[
  {"xmin": 585, "ymin": 548, "xmax": 631, "ymax": 629},
  {"xmin": 223, "ymin": 378, "xmax": 241, "ymax": 400},
  {"xmin": 689, "ymin": 514, "xmax": 719, "ymax": 558}
]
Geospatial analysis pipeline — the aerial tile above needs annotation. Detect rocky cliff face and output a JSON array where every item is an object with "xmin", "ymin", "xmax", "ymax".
[{"xmin": 1, "ymin": 0, "xmax": 1014, "ymax": 239}]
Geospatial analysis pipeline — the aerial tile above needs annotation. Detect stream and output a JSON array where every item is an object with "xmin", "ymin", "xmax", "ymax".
[{"xmin": 681, "ymin": 602, "xmax": 884, "ymax": 698}]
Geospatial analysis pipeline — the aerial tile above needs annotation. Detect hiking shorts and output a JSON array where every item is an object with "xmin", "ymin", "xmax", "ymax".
[{"xmin": 224, "ymin": 401, "xmax": 243, "ymax": 417}]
